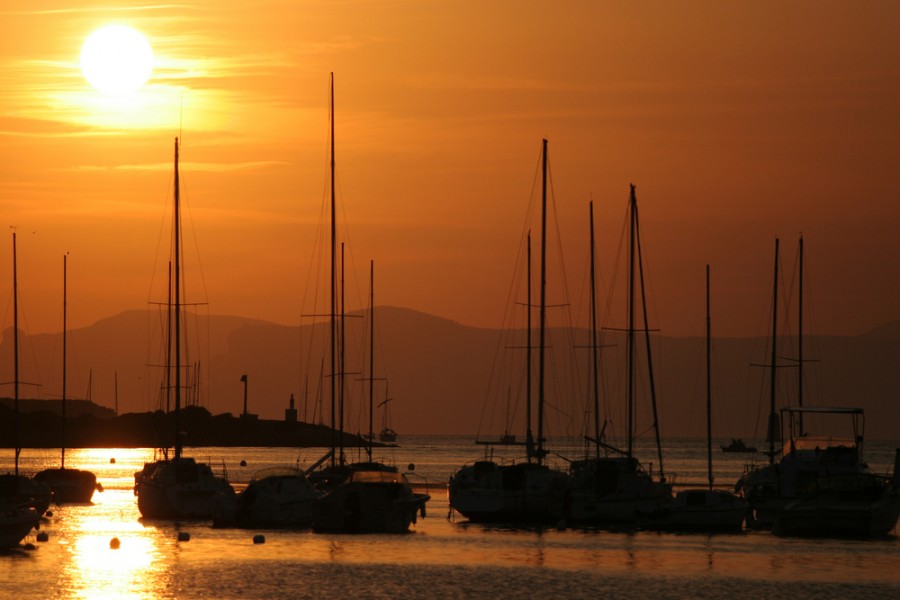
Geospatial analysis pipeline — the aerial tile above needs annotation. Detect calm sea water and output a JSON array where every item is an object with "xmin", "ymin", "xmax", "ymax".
[{"xmin": 2, "ymin": 436, "xmax": 898, "ymax": 599}]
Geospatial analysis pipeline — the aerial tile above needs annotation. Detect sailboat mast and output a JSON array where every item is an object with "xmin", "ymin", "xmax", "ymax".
[
  {"xmin": 13, "ymin": 232, "xmax": 20, "ymax": 475},
  {"xmin": 589, "ymin": 201, "xmax": 601, "ymax": 457},
  {"xmin": 368, "ymin": 259, "xmax": 374, "ymax": 460},
  {"xmin": 339, "ymin": 242, "xmax": 346, "ymax": 466},
  {"xmin": 62, "ymin": 253, "xmax": 67, "ymax": 468},
  {"xmin": 329, "ymin": 72, "xmax": 337, "ymax": 467},
  {"xmin": 174, "ymin": 137, "xmax": 182, "ymax": 461},
  {"xmin": 635, "ymin": 196, "xmax": 664, "ymax": 479},
  {"xmin": 525, "ymin": 231, "xmax": 533, "ymax": 455},
  {"xmin": 767, "ymin": 237, "xmax": 779, "ymax": 465},
  {"xmin": 537, "ymin": 138, "xmax": 548, "ymax": 464},
  {"xmin": 627, "ymin": 185, "xmax": 636, "ymax": 459},
  {"xmin": 798, "ymin": 234, "xmax": 804, "ymax": 436},
  {"xmin": 165, "ymin": 261, "xmax": 172, "ymax": 414},
  {"xmin": 706, "ymin": 264, "xmax": 713, "ymax": 491}
]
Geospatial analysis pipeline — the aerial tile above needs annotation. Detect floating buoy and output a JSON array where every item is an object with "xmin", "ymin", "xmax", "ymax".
[
  {"xmin": 110, "ymin": 537, "xmax": 120, "ymax": 549},
  {"xmin": 177, "ymin": 531, "xmax": 191, "ymax": 542},
  {"xmin": 556, "ymin": 520, "xmax": 567, "ymax": 531},
  {"xmin": 240, "ymin": 460, "xmax": 247, "ymax": 467},
  {"xmin": 408, "ymin": 463, "xmax": 415, "ymax": 472},
  {"xmin": 110, "ymin": 457, "xmax": 116, "ymax": 464},
  {"xmin": 36, "ymin": 531, "xmax": 49, "ymax": 542},
  {"xmin": 253, "ymin": 534, "xmax": 265, "ymax": 544},
  {"xmin": 45, "ymin": 510, "xmax": 53, "ymax": 518}
]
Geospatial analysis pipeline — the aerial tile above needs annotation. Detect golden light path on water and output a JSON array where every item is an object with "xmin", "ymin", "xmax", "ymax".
[{"xmin": 2, "ymin": 439, "xmax": 899, "ymax": 599}]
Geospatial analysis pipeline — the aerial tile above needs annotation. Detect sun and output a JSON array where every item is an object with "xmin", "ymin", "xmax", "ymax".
[{"xmin": 80, "ymin": 25, "xmax": 154, "ymax": 95}]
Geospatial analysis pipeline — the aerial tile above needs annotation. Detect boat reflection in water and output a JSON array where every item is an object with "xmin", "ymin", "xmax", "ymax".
[{"xmin": 1, "ymin": 442, "xmax": 899, "ymax": 599}]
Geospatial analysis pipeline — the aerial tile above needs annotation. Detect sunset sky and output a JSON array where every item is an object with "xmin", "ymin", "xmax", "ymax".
[{"xmin": 1, "ymin": 1, "xmax": 898, "ymax": 340}]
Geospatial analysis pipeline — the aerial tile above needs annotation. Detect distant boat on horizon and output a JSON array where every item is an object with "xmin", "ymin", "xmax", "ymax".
[{"xmin": 721, "ymin": 438, "xmax": 757, "ymax": 453}]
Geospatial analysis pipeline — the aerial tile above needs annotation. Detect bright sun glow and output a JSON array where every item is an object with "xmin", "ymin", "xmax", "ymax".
[{"xmin": 80, "ymin": 25, "xmax": 154, "ymax": 95}]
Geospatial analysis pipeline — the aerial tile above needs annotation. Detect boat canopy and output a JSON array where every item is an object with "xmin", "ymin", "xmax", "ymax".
[{"xmin": 250, "ymin": 466, "xmax": 306, "ymax": 481}]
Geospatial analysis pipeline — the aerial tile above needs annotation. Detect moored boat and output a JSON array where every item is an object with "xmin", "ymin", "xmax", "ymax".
[
  {"xmin": 313, "ymin": 462, "xmax": 429, "ymax": 533},
  {"xmin": 449, "ymin": 140, "xmax": 571, "ymax": 524},
  {"xmin": 734, "ymin": 238, "xmax": 871, "ymax": 529},
  {"xmin": 35, "ymin": 254, "xmax": 99, "ymax": 504},
  {"xmin": 303, "ymin": 75, "xmax": 429, "ymax": 533},
  {"xmin": 133, "ymin": 138, "xmax": 234, "ymax": 519},
  {"xmin": 553, "ymin": 188, "xmax": 672, "ymax": 526},
  {"xmin": 721, "ymin": 438, "xmax": 757, "ymax": 453},
  {"xmin": 0, "ymin": 504, "xmax": 40, "ymax": 549},
  {"xmin": 648, "ymin": 265, "xmax": 747, "ymax": 533},
  {"xmin": 212, "ymin": 466, "xmax": 319, "ymax": 528},
  {"xmin": 774, "ymin": 469, "xmax": 900, "ymax": 538}
]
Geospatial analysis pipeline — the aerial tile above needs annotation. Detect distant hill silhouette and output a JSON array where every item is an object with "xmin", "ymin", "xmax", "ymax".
[
  {"xmin": 1, "ymin": 307, "xmax": 897, "ymax": 441},
  {"xmin": 861, "ymin": 319, "xmax": 900, "ymax": 339}
]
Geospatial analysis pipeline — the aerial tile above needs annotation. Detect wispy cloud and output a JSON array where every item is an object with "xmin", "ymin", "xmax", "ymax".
[{"xmin": 66, "ymin": 160, "xmax": 289, "ymax": 173}]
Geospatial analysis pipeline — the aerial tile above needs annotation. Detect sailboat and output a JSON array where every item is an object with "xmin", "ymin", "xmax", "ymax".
[
  {"xmin": 34, "ymin": 254, "xmax": 100, "ymax": 504},
  {"xmin": 648, "ymin": 265, "xmax": 747, "ymax": 532},
  {"xmin": 735, "ymin": 237, "xmax": 871, "ymax": 529},
  {"xmin": 133, "ymin": 138, "xmax": 234, "ymax": 519},
  {"xmin": 554, "ymin": 188, "xmax": 672, "ymax": 525},
  {"xmin": 0, "ymin": 230, "xmax": 46, "ymax": 546},
  {"xmin": 308, "ymin": 75, "xmax": 428, "ymax": 533},
  {"xmin": 773, "ymin": 449, "xmax": 900, "ymax": 538},
  {"xmin": 448, "ymin": 139, "xmax": 570, "ymax": 524}
]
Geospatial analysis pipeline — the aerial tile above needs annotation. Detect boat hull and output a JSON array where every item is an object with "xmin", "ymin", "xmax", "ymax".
[
  {"xmin": 553, "ymin": 457, "xmax": 672, "ymax": 525},
  {"xmin": 0, "ymin": 506, "xmax": 40, "ymax": 548},
  {"xmin": 774, "ymin": 474, "xmax": 900, "ymax": 538},
  {"xmin": 0, "ymin": 474, "xmax": 52, "ymax": 515},
  {"xmin": 212, "ymin": 468, "xmax": 318, "ymax": 528},
  {"xmin": 449, "ymin": 461, "xmax": 569, "ymax": 524},
  {"xmin": 135, "ymin": 457, "xmax": 234, "ymax": 519},
  {"xmin": 313, "ymin": 466, "xmax": 429, "ymax": 533},
  {"xmin": 34, "ymin": 468, "xmax": 98, "ymax": 504},
  {"xmin": 648, "ymin": 489, "xmax": 748, "ymax": 532}
]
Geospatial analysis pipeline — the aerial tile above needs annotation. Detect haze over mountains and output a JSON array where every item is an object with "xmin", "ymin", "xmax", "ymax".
[{"xmin": 1, "ymin": 307, "xmax": 897, "ymax": 441}]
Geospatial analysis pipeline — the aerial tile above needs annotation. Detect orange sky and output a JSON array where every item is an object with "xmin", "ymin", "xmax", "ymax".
[{"xmin": 1, "ymin": 1, "xmax": 898, "ymax": 339}]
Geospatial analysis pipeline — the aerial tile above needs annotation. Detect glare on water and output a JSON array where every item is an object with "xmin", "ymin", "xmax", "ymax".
[{"xmin": 2, "ymin": 438, "xmax": 898, "ymax": 599}]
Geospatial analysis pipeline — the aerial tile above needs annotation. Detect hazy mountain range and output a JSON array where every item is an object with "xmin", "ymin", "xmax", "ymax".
[{"xmin": 1, "ymin": 307, "xmax": 898, "ymax": 441}]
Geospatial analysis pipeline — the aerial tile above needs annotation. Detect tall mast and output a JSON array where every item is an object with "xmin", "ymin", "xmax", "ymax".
[
  {"xmin": 165, "ymin": 261, "xmax": 172, "ymax": 414},
  {"xmin": 367, "ymin": 259, "xmax": 374, "ymax": 461},
  {"xmin": 536, "ymin": 138, "xmax": 548, "ymax": 464},
  {"xmin": 525, "ymin": 230, "xmax": 533, "ymax": 457},
  {"xmin": 627, "ymin": 185, "xmax": 636, "ymax": 459},
  {"xmin": 329, "ymin": 72, "xmax": 337, "ymax": 467},
  {"xmin": 13, "ymin": 232, "xmax": 20, "ymax": 475},
  {"xmin": 174, "ymin": 137, "xmax": 182, "ymax": 461},
  {"xmin": 589, "ymin": 201, "xmax": 600, "ymax": 457},
  {"xmin": 767, "ymin": 238, "xmax": 780, "ymax": 465},
  {"xmin": 62, "ymin": 253, "xmax": 68, "ymax": 468},
  {"xmin": 798, "ymin": 234, "xmax": 804, "ymax": 436},
  {"xmin": 339, "ymin": 242, "xmax": 345, "ymax": 466},
  {"xmin": 706, "ymin": 264, "xmax": 713, "ymax": 491},
  {"xmin": 635, "ymin": 192, "xmax": 664, "ymax": 479}
]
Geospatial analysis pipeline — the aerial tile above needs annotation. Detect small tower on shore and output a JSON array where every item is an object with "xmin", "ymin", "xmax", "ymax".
[{"xmin": 285, "ymin": 393, "xmax": 298, "ymax": 423}]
